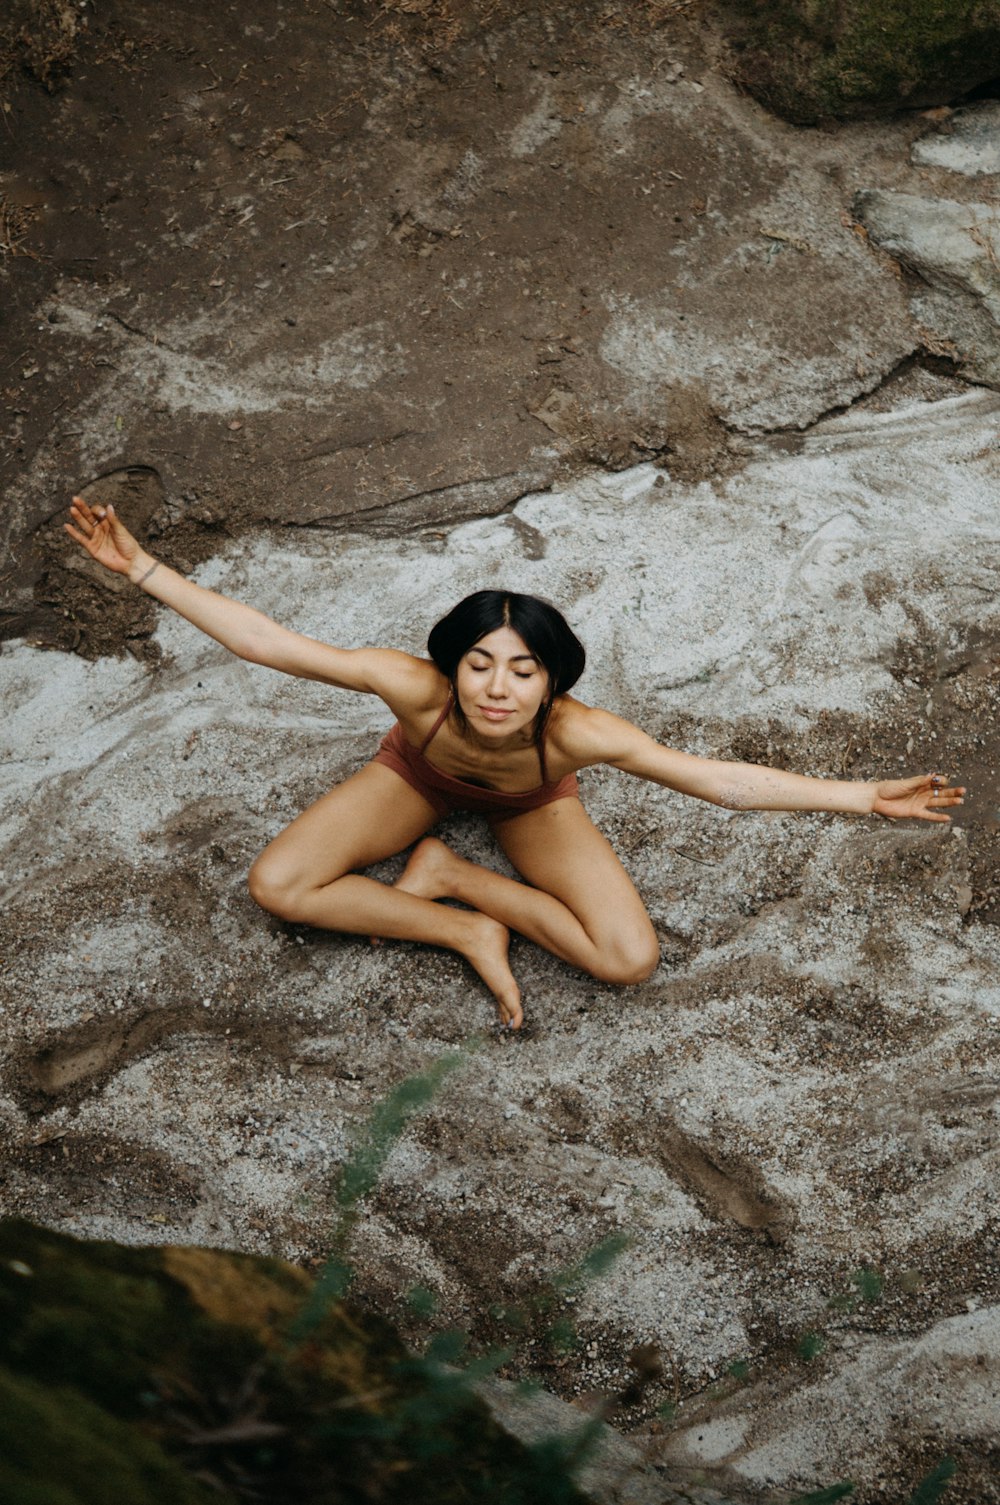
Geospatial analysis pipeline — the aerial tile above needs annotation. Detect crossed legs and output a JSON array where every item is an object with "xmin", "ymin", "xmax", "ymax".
[{"xmin": 248, "ymin": 762, "xmax": 659, "ymax": 1028}]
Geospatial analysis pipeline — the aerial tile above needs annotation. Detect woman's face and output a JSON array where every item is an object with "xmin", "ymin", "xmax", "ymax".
[{"xmin": 454, "ymin": 626, "xmax": 550, "ymax": 739}]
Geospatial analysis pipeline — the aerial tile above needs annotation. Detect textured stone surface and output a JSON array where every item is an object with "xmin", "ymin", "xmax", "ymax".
[
  {"xmin": 4, "ymin": 398, "xmax": 1000, "ymax": 1500},
  {"xmin": 912, "ymin": 101, "xmax": 1000, "ymax": 176},
  {"xmin": 856, "ymin": 188, "xmax": 1000, "ymax": 384},
  {"xmin": 716, "ymin": 0, "xmax": 1000, "ymax": 124},
  {"xmin": 5, "ymin": 6, "xmax": 1000, "ymax": 1501}
]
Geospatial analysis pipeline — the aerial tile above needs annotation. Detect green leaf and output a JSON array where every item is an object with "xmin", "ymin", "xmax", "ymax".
[
  {"xmin": 905, "ymin": 1456, "xmax": 957, "ymax": 1505},
  {"xmin": 336, "ymin": 1054, "xmax": 461, "ymax": 1209},
  {"xmin": 850, "ymin": 1266, "xmax": 883, "ymax": 1304},
  {"xmin": 406, "ymin": 1286, "xmax": 438, "ymax": 1318},
  {"xmin": 797, "ymin": 1331, "xmax": 827, "ymax": 1362},
  {"xmin": 788, "ymin": 1484, "xmax": 855, "ymax": 1504},
  {"xmin": 426, "ymin": 1329, "xmax": 468, "ymax": 1365},
  {"xmin": 579, "ymin": 1232, "xmax": 630, "ymax": 1281},
  {"xmin": 546, "ymin": 1317, "xmax": 578, "ymax": 1353}
]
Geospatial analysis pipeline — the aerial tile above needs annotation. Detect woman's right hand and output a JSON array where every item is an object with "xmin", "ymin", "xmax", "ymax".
[{"xmin": 64, "ymin": 495, "xmax": 147, "ymax": 578}]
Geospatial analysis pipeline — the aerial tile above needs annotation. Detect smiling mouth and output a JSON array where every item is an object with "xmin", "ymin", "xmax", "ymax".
[{"xmin": 479, "ymin": 706, "xmax": 514, "ymax": 719}]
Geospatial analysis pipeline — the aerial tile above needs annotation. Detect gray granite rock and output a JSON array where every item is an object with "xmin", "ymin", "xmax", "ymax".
[{"xmin": 913, "ymin": 102, "xmax": 1000, "ymax": 177}]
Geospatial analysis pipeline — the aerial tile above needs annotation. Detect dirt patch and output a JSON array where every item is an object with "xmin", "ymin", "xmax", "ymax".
[
  {"xmin": 1, "ymin": 1131, "xmax": 202, "ymax": 1223},
  {"xmin": 7, "ymin": 1001, "xmax": 314, "ymax": 1113},
  {"xmin": 2, "ymin": 0, "xmax": 919, "ymax": 652}
]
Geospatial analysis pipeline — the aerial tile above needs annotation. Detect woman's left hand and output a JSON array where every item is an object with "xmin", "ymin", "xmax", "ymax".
[{"xmin": 872, "ymin": 773, "xmax": 965, "ymax": 822}]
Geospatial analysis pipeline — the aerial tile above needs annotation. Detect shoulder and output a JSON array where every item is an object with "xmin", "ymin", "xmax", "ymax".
[
  {"xmin": 289, "ymin": 639, "xmax": 444, "ymax": 708},
  {"xmin": 547, "ymin": 697, "xmax": 651, "ymax": 769},
  {"xmin": 349, "ymin": 649, "xmax": 447, "ymax": 714}
]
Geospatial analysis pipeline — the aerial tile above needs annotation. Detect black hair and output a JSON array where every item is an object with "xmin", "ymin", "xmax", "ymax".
[{"xmin": 427, "ymin": 590, "xmax": 586, "ymax": 742}]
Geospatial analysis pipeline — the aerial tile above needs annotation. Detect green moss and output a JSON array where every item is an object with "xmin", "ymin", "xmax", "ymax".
[
  {"xmin": 0, "ymin": 1369, "xmax": 222, "ymax": 1505},
  {"xmin": 0, "ymin": 1221, "xmax": 264, "ymax": 1415},
  {"xmin": 0, "ymin": 1219, "xmax": 593, "ymax": 1505}
]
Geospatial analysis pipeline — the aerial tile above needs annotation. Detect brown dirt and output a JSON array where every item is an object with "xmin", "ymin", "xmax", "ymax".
[{"xmin": 1, "ymin": 0, "xmax": 730, "ymax": 654}]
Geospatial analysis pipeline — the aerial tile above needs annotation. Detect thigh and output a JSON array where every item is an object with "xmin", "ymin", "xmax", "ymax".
[
  {"xmin": 255, "ymin": 761, "xmax": 440, "ymax": 891},
  {"xmin": 494, "ymin": 796, "xmax": 654, "ymax": 945}
]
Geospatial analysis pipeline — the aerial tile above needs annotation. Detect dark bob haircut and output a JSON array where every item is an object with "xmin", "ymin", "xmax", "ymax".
[{"xmin": 427, "ymin": 590, "xmax": 586, "ymax": 741}]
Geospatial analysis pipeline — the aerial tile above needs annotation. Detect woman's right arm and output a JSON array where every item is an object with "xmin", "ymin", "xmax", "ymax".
[{"xmin": 64, "ymin": 496, "xmax": 424, "ymax": 699}]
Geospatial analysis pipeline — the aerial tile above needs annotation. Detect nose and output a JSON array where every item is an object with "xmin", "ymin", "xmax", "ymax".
[{"xmin": 487, "ymin": 667, "xmax": 509, "ymax": 698}]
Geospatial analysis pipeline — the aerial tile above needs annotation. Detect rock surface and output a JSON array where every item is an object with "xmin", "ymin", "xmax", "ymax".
[
  {"xmin": 912, "ymin": 100, "xmax": 1000, "ymax": 176},
  {"xmin": 5, "ymin": 413, "xmax": 1000, "ymax": 1502},
  {"xmin": 655, "ymin": 1305, "xmax": 1000, "ymax": 1497},
  {"xmin": 715, "ymin": 0, "xmax": 1000, "ymax": 124},
  {"xmin": 4, "ymin": 6, "xmax": 1000, "ymax": 1503},
  {"xmin": 856, "ymin": 189, "xmax": 1000, "ymax": 385}
]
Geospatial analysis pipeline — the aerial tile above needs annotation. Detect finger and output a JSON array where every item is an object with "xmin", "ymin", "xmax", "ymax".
[{"xmin": 68, "ymin": 506, "xmax": 96, "ymax": 535}]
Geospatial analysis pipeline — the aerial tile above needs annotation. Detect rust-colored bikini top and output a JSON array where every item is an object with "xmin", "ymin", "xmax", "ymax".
[{"xmin": 393, "ymin": 697, "xmax": 578, "ymax": 813}]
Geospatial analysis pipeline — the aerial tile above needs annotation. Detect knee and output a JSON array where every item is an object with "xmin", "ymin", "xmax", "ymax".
[
  {"xmin": 592, "ymin": 933, "xmax": 660, "ymax": 987},
  {"xmin": 248, "ymin": 853, "xmax": 302, "ymax": 920}
]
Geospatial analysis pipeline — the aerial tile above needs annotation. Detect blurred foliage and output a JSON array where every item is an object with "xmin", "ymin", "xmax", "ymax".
[
  {"xmin": 0, "ymin": 1217, "xmax": 593, "ymax": 1505},
  {"xmin": 905, "ymin": 1456, "xmax": 957, "ymax": 1505},
  {"xmin": 797, "ymin": 1331, "xmax": 827, "ymax": 1362}
]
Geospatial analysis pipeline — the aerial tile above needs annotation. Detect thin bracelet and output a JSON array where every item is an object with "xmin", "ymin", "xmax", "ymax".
[{"xmin": 136, "ymin": 561, "xmax": 160, "ymax": 589}]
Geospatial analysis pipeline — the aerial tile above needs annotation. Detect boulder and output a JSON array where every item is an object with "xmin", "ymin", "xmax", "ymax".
[
  {"xmin": 0, "ymin": 1218, "xmax": 593, "ymax": 1505},
  {"xmin": 716, "ymin": 1, "xmax": 1000, "ymax": 123}
]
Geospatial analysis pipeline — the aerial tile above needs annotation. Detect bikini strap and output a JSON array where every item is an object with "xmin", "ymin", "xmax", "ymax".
[
  {"xmin": 419, "ymin": 696, "xmax": 453, "ymax": 755},
  {"xmin": 421, "ymin": 695, "xmax": 552, "ymax": 784},
  {"xmin": 536, "ymin": 731, "xmax": 549, "ymax": 785}
]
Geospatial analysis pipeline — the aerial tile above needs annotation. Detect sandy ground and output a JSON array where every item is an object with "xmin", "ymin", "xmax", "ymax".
[{"xmin": 3, "ymin": 4, "xmax": 1000, "ymax": 1501}]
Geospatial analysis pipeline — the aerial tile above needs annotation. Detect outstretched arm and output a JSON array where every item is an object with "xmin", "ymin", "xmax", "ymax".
[
  {"xmin": 63, "ymin": 496, "xmax": 423, "ymax": 701},
  {"xmin": 565, "ymin": 705, "xmax": 964, "ymax": 823}
]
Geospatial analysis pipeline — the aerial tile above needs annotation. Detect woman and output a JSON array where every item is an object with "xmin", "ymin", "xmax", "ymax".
[{"xmin": 66, "ymin": 495, "xmax": 964, "ymax": 1030}]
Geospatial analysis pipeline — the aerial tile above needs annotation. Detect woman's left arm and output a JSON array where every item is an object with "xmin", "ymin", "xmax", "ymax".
[{"xmin": 568, "ymin": 706, "xmax": 965, "ymax": 823}]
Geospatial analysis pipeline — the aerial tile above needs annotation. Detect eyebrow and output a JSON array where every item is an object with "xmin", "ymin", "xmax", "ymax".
[{"xmin": 468, "ymin": 647, "xmax": 538, "ymax": 663}]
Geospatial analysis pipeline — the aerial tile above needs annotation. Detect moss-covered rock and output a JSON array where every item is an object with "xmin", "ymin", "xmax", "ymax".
[
  {"xmin": 0, "ymin": 1219, "xmax": 591, "ymax": 1505},
  {"xmin": 715, "ymin": 1, "xmax": 1000, "ymax": 124}
]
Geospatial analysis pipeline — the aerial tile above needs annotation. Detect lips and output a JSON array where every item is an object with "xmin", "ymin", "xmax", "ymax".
[{"xmin": 479, "ymin": 707, "xmax": 514, "ymax": 721}]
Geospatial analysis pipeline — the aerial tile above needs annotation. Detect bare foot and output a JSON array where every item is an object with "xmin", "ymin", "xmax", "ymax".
[
  {"xmin": 459, "ymin": 912, "xmax": 523, "ymax": 1030},
  {"xmin": 394, "ymin": 836, "xmax": 457, "ymax": 902},
  {"xmin": 369, "ymin": 837, "xmax": 457, "ymax": 945}
]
